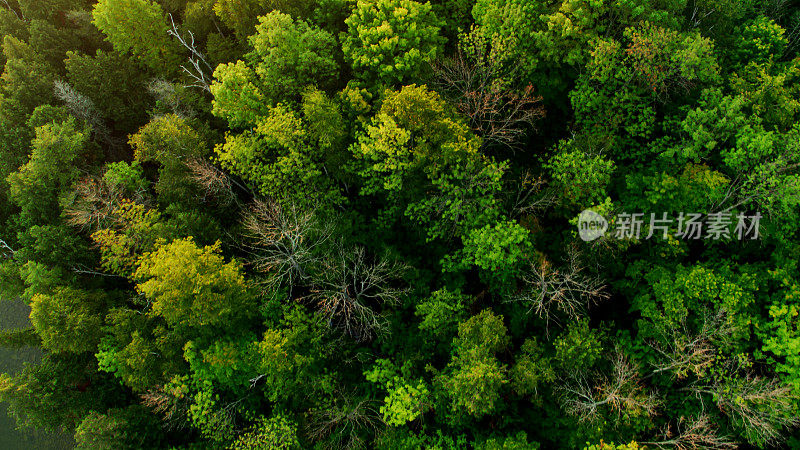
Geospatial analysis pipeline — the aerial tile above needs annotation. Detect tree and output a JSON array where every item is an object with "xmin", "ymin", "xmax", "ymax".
[
  {"xmin": 64, "ymin": 161, "xmax": 150, "ymax": 231},
  {"xmin": 134, "ymin": 237, "xmax": 256, "ymax": 331},
  {"xmin": 210, "ymin": 11, "xmax": 338, "ymax": 113},
  {"xmin": 245, "ymin": 11, "xmax": 338, "ymax": 104},
  {"xmin": 230, "ymin": 414, "xmax": 301, "ymax": 449},
  {"xmin": 431, "ymin": 41, "xmax": 545, "ymax": 149},
  {"xmin": 0, "ymin": 353, "xmax": 111, "ymax": 430},
  {"xmin": 342, "ymin": 0, "xmax": 444, "ymax": 85},
  {"xmin": 691, "ymin": 360, "xmax": 800, "ymax": 446},
  {"xmin": 470, "ymin": 0, "xmax": 685, "ymax": 98},
  {"xmin": 29, "ymin": 286, "xmax": 106, "ymax": 354},
  {"xmin": 630, "ymin": 264, "xmax": 757, "ymax": 351},
  {"xmin": 213, "ymin": 103, "xmax": 346, "ymax": 207},
  {"xmin": 73, "ymin": 406, "xmax": 167, "ymax": 450},
  {"xmin": 210, "ymin": 18, "xmax": 344, "ymax": 208},
  {"xmin": 558, "ymin": 350, "xmax": 659, "ymax": 424},
  {"xmin": 128, "ymin": 113, "xmax": 210, "ymax": 206},
  {"xmin": 7, "ymin": 117, "xmax": 87, "ymax": 227},
  {"xmin": 91, "ymin": 201, "xmax": 171, "ymax": 277},
  {"xmin": 641, "ymin": 414, "xmax": 737, "ymax": 449},
  {"xmin": 242, "ymin": 199, "xmax": 331, "ymax": 290},
  {"xmin": 415, "ymin": 288, "xmax": 469, "ymax": 338},
  {"xmin": 570, "ymin": 23, "xmax": 720, "ymax": 158},
  {"xmin": 92, "ymin": 0, "xmax": 184, "ymax": 75},
  {"xmin": 65, "ymin": 50, "xmax": 152, "ymax": 133},
  {"xmin": 443, "ymin": 220, "xmax": 532, "ymax": 290},
  {"xmin": 95, "ymin": 308, "xmax": 185, "ymax": 392},
  {"xmin": 440, "ymin": 309, "xmax": 510, "ymax": 418},
  {"xmin": 0, "ymin": 35, "xmax": 56, "ymax": 124},
  {"xmin": 308, "ymin": 246, "xmax": 408, "ymax": 342},
  {"xmin": 28, "ymin": 18, "xmax": 81, "ymax": 70},
  {"xmin": 545, "ymin": 139, "xmax": 615, "ymax": 210},
  {"xmin": 509, "ymin": 338, "xmax": 554, "ymax": 398},
  {"xmin": 509, "ymin": 247, "xmax": 608, "ymax": 327},
  {"xmin": 352, "ymin": 84, "xmax": 505, "ymax": 236}
]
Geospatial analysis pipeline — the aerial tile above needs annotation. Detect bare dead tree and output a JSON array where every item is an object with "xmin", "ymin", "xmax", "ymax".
[
  {"xmin": 53, "ymin": 80, "xmax": 117, "ymax": 147},
  {"xmin": 431, "ymin": 44, "xmax": 544, "ymax": 149},
  {"xmin": 642, "ymin": 414, "xmax": 738, "ymax": 449},
  {"xmin": 509, "ymin": 171, "xmax": 555, "ymax": 219},
  {"xmin": 140, "ymin": 385, "xmax": 192, "ymax": 431},
  {"xmin": 147, "ymin": 79, "xmax": 197, "ymax": 118},
  {"xmin": 559, "ymin": 350, "xmax": 660, "ymax": 423},
  {"xmin": 64, "ymin": 174, "xmax": 148, "ymax": 231},
  {"xmin": 708, "ymin": 135, "xmax": 800, "ymax": 216},
  {"xmin": 184, "ymin": 157, "xmax": 237, "ymax": 206},
  {"xmin": 690, "ymin": 367, "xmax": 800, "ymax": 446},
  {"xmin": 242, "ymin": 199, "xmax": 331, "ymax": 290},
  {"xmin": 168, "ymin": 14, "xmax": 213, "ymax": 93},
  {"xmin": 648, "ymin": 308, "xmax": 735, "ymax": 380},
  {"xmin": 0, "ymin": 237, "xmax": 15, "ymax": 259},
  {"xmin": 305, "ymin": 396, "xmax": 382, "ymax": 449},
  {"xmin": 308, "ymin": 247, "xmax": 408, "ymax": 342},
  {"xmin": 508, "ymin": 246, "xmax": 609, "ymax": 329}
]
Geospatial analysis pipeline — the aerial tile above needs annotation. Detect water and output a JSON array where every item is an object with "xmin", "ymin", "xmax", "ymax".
[{"xmin": 0, "ymin": 299, "xmax": 74, "ymax": 449}]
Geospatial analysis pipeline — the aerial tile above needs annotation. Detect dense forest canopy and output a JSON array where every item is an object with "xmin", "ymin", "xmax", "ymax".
[{"xmin": 0, "ymin": 0, "xmax": 800, "ymax": 448}]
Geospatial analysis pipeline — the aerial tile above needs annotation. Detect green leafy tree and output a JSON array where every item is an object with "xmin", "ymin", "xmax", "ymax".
[
  {"xmin": 65, "ymin": 50, "xmax": 152, "ymax": 132},
  {"xmin": 211, "ymin": 11, "xmax": 338, "ymax": 114},
  {"xmin": 0, "ymin": 36, "xmax": 56, "ymax": 124},
  {"xmin": 92, "ymin": 0, "xmax": 183, "ymax": 75},
  {"xmin": 134, "ymin": 238, "xmax": 256, "ymax": 331},
  {"xmin": 129, "ymin": 113, "xmax": 210, "ymax": 206},
  {"xmin": 7, "ymin": 117, "xmax": 87, "ymax": 227},
  {"xmin": 342, "ymin": 0, "xmax": 444, "ymax": 85},
  {"xmin": 440, "ymin": 309, "xmax": 510, "ymax": 418},
  {"xmin": 29, "ymin": 287, "xmax": 106, "ymax": 354},
  {"xmin": 570, "ymin": 23, "xmax": 720, "ymax": 158},
  {"xmin": 230, "ymin": 414, "xmax": 301, "ymax": 449},
  {"xmin": 73, "ymin": 406, "xmax": 167, "ymax": 450}
]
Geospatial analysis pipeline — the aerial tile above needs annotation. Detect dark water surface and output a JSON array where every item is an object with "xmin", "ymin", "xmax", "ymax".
[{"xmin": 0, "ymin": 299, "xmax": 74, "ymax": 449}]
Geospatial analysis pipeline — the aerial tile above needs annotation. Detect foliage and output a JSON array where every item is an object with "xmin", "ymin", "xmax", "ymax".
[
  {"xmin": 1, "ymin": 0, "xmax": 800, "ymax": 448},
  {"xmin": 134, "ymin": 238, "xmax": 255, "ymax": 331},
  {"xmin": 92, "ymin": 0, "xmax": 183, "ymax": 75},
  {"xmin": 342, "ymin": 0, "xmax": 445, "ymax": 85}
]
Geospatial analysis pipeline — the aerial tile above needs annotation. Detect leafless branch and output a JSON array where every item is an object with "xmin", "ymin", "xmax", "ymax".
[
  {"xmin": 147, "ymin": 79, "xmax": 197, "ymax": 118},
  {"xmin": 140, "ymin": 385, "xmax": 191, "ymax": 431},
  {"xmin": 0, "ymin": 238, "xmax": 15, "ymax": 259},
  {"xmin": 307, "ymin": 247, "xmax": 408, "ymax": 342},
  {"xmin": 54, "ymin": 80, "xmax": 118, "ymax": 147},
  {"xmin": 1, "ymin": 0, "xmax": 22, "ymax": 20},
  {"xmin": 431, "ymin": 44, "xmax": 544, "ymax": 149},
  {"xmin": 509, "ymin": 171, "xmax": 555, "ymax": 219},
  {"xmin": 559, "ymin": 349, "xmax": 660, "ymax": 423},
  {"xmin": 508, "ymin": 245, "xmax": 609, "ymax": 329},
  {"xmin": 643, "ymin": 414, "xmax": 738, "ymax": 449},
  {"xmin": 184, "ymin": 157, "xmax": 237, "ymax": 206},
  {"xmin": 64, "ymin": 170, "xmax": 149, "ymax": 232},
  {"xmin": 242, "ymin": 199, "xmax": 331, "ymax": 291},
  {"xmin": 305, "ymin": 396, "xmax": 382, "ymax": 449},
  {"xmin": 168, "ymin": 14, "xmax": 213, "ymax": 93},
  {"xmin": 71, "ymin": 265, "xmax": 126, "ymax": 278},
  {"xmin": 690, "ymin": 360, "xmax": 800, "ymax": 446},
  {"xmin": 648, "ymin": 308, "xmax": 735, "ymax": 380}
]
